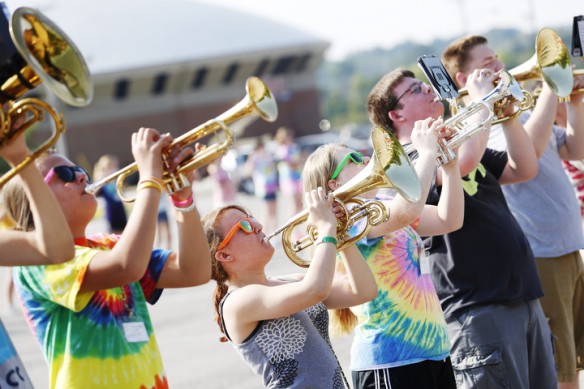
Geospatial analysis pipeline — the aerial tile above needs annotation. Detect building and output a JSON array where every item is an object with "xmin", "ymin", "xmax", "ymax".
[{"xmin": 4, "ymin": 0, "xmax": 329, "ymax": 168}]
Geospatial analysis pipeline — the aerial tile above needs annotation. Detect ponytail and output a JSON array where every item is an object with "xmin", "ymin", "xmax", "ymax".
[{"xmin": 329, "ymin": 308, "xmax": 358, "ymax": 338}]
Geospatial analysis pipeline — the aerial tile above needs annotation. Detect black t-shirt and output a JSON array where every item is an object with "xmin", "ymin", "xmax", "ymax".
[{"xmin": 424, "ymin": 148, "xmax": 543, "ymax": 318}]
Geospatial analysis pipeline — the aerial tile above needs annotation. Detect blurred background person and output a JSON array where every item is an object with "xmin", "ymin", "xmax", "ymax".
[
  {"xmin": 275, "ymin": 126, "xmax": 303, "ymax": 217},
  {"xmin": 244, "ymin": 137, "xmax": 278, "ymax": 233},
  {"xmin": 93, "ymin": 154, "xmax": 128, "ymax": 235},
  {"xmin": 207, "ymin": 158, "xmax": 237, "ymax": 208}
]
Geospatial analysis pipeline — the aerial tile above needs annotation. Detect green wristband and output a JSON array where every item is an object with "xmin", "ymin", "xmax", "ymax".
[{"xmin": 316, "ymin": 236, "xmax": 338, "ymax": 247}]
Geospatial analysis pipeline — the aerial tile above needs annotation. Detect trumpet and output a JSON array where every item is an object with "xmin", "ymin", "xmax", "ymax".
[
  {"xmin": 265, "ymin": 126, "xmax": 422, "ymax": 267},
  {"xmin": 409, "ymin": 70, "xmax": 524, "ymax": 165},
  {"xmin": 85, "ymin": 76, "xmax": 277, "ymax": 202},
  {"xmin": 0, "ymin": 6, "xmax": 93, "ymax": 187}
]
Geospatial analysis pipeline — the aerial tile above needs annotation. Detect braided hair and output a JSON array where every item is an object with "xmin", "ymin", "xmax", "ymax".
[{"xmin": 201, "ymin": 204, "xmax": 250, "ymax": 342}]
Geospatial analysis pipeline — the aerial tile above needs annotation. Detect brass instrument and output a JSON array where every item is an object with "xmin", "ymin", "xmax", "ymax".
[
  {"xmin": 0, "ymin": 6, "xmax": 93, "ymax": 187},
  {"xmin": 454, "ymin": 71, "xmax": 533, "ymax": 126},
  {"xmin": 509, "ymin": 28, "xmax": 573, "ymax": 98},
  {"xmin": 453, "ymin": 28, "xmax": 572, "ymax": 124},
  {"xmin": 85, "ymin": 76, "xmax": 278, "ymax": 202},
  {"xmin": 414, "ymin": 70, "xmax": 524, "ymax": 164},
  {"xmin": 265, "ymin": 126, "xmax": 421, "ymax": 267}
]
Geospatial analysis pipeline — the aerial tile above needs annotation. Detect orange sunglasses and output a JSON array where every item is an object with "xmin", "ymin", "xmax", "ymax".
[{"xmin": 217, "ymin": 217, "xmax": 256, "ymax": 251}]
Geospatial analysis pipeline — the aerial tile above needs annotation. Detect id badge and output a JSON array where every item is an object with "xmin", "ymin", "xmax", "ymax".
[
  {"xmin": 122, "ymin": 321, "xmax": 149, "ymax": 343},
  {"xmin": 419, "ymin": 249, "xmax": 431, "ymax": 275}
]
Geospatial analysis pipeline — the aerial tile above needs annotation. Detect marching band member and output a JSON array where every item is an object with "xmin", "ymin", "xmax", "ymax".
[
  {"xmin": 301, "ymin": 117, "xmax": 462, "ymax": 389},
  {"xmin": 203, "ymin": 189, "xmax": 377, "ymax": 388},
  {"xmin": 0, "ymin": 119, "xmax": 74, "ymax": 389},
  {"xmin": 3, "ymin": 128, "xmax": 211, "ymax": 389},
  {"xmin": 367, "ymin": 64, "xmax": 549, "ymax": 389},
  {"xmin": 443, "ymin": 34, "xmax": 584, "ymax": 389}
]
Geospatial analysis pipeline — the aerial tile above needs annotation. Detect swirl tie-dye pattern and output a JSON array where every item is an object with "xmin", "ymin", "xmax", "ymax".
[
  {"xmin": 349, "ymin": 211, "xmax": 450, "ymax": 370},
  {"xmin": 14, "ymin": 233, "xmax": 170, "ymax": 389}
]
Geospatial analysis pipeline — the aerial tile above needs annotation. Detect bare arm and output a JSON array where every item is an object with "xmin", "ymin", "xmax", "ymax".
[
  {"xmin": 80, "ymin": 128, "xmax": 172, "ymax": 292},
  {"xmin": 324, "ymin": 245, "xmax": 377, "ymax": 309},
  {"xmin": 367, "ymin": 118, "xmax": 441, "ymax": 238},
  {"xmin": 559, "ymin": 83, "xmax": 584, "ymax": 160},
  {"xmin": 157, "ymin": 173, "xmax": 211, "ymax": 288},
  {"xmin": 498, "ymin": 116, "xmax": 538, "ymax": 185},
  {"xmin": 523, "ymin": 84, "xmax": 559, "ymax": 158},
  {"xmin": 417, "ymin": 156, "xmax": 464, "ymax": 236},
  {"xmin": 223, "ymin": 188, "xmax": 339, "ymax": 325},
  {"xmin": 0, "ymin": 133, "xmax": 74, "ymax": 265}
]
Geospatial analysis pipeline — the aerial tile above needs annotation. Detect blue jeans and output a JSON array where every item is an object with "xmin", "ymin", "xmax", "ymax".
[{"xmin": 446, "ymin": 300, "xmax": 557, "ymax": 389}]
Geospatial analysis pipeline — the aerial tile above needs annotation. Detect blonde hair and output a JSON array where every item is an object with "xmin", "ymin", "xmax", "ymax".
[
  {"xmin": 201, "ymin": 204, "xmax": 251, "ymax": 342},
  {"xmin": 2, "ymin": 149, "xmax": 57, "ymax": 232},
  {"xmin": 301, "ymin": 143, "xmax": 359, "ymax": 336},
  {"xmin": 301, "ymin": 143, "xmax": 344, "ymax": 195}
]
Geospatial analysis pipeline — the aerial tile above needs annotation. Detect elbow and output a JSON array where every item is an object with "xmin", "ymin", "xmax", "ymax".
[
  {"xmin": 363, "ymin": 286, "xmax": 378, "ymax": 303},
  {"xmin": 445, "ymin": 216, "xmax": 464, "ymax": 233},
  {"xmin": 192, "ymin": 264, "xmax": 212, "ymax": 286},
  {"xmin": 44, "ymin": 244, "xmax": 75, "ymax": 265},
  {"xmin": 517, "ymin": 163, "xmax": 539, "ymax": 183},
  {"xmin": 120, "ymin": 260, "xmax": 150, "ymax": 284},
  {"xmin": 305, "ymin": 284, "xmax": 332, "ymax": 304}
]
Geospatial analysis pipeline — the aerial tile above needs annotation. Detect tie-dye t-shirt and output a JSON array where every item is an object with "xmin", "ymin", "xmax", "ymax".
[
  {"xmin": 14, "ymin": 233, "xmax": 171, "ymax": 389},
  {"xmin": 348, "ymin": 200, "xmax": 450, "ymax": 371}
]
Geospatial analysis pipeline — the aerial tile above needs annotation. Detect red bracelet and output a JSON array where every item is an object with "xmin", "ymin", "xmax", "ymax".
[{"xmin": 171, "ymin": 194, "xmax": 194, "ymax": 208}]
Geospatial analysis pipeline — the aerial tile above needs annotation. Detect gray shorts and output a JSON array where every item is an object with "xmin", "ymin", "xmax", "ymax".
[{"xmin": 445, "ymin": 300, "xmax": 557, "ymax": 389}]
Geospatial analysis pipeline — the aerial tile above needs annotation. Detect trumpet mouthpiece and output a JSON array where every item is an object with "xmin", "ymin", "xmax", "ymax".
[{"xmin": 433, "ymin": 96, "xmax": 442, "ymax": 102}]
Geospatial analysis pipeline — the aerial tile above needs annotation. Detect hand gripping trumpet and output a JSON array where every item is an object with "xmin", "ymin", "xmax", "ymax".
[
  {"xmin": 265, "ymin": 126, "xmax": 422, "ymax": 267},
  {"xmin": 85, "ymin": 76, "xmax": 278, "ymax": 202},
  {"xmin": 0, "ymin": 6, "xmax": 93, "ymax": 188},
  {"xmin": 408, "ymin": 70, "xmax": 525, "ymax": 165}
]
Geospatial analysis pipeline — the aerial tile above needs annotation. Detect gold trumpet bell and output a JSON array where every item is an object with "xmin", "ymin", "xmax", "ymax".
[
  {"xmin": 0, "ymin": 5, "xmax": 93, "ymax": 188},
  {"xmin": 509, "ymin": 27, "xmax": 573, "ymax": 98},
  {"xmin": 9, "ymin": 7, "xmax": 93, "ymax": 106}
]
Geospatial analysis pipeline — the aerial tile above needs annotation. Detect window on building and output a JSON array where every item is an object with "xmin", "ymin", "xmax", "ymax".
[
  {"xmin": 192, "ymin": 67, "xmax": 208, "ymax": 89},
  {"xmin": 295, "ymin": 53, "xmax": 312, "ymax": 73},
  {"xmin": 254, "ymin": 59, "xmax": 270, "ymax": 77},
  {"xmin": 222, "ymin": 63, "xmax": 239, "ymax": 85},
  {"xmin": 114, "ymin": 79, "xmax": 130, "ymax": 100},
  {"xmin": 271, "ymin": 55, "xmax": 296, "ymax": 75},
  {"xmin": 152, "ymin": 73, "xmax": 168, "ymax": 95}
]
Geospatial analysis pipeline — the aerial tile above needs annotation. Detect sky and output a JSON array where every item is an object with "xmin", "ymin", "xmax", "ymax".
[{"xmin": 193, "ymin": 0, "xmax": 583, "ymax": 61}]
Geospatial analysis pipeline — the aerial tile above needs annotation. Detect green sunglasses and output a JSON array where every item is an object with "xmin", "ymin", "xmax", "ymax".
[{"xmin": 330, "ymin": 151, "xmax": 364, "ymax": 180}]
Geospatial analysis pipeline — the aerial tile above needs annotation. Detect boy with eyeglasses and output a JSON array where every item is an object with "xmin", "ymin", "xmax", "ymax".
[{"xmin": 367, "ymin": 67, "xmax": 555, "ymax": 389}]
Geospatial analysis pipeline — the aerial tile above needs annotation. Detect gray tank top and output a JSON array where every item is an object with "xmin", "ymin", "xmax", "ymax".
[{"xmin": 219, "ymin": 293, "xmax": 347, "ymax": 388}]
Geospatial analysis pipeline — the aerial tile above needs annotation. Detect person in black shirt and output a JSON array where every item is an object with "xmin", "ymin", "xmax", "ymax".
[{"xmin": 367, "ymin": 68, "xmax": 556, "ymax": 389}]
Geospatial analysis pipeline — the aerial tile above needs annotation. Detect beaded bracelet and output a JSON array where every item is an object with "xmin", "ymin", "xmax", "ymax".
[{"xmin": 315, "ymin": 236, "xmax": 338, "ymax": 247}]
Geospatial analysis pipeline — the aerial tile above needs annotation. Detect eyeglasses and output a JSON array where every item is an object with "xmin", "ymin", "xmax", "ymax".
[
  {"xmin": 393, "ymin": 82, "xmax": 423, "ymax": 108},
  {"xmin": 44, "ymin": 165, "xmax": 92, "ymax": 185},
  {"xmin": 217, "ymin": 217, "xmax": 256, "ymax": 251},
  {"xmin": 330, "ymin": 151, "xmax": 364, "ymax": 180}
]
